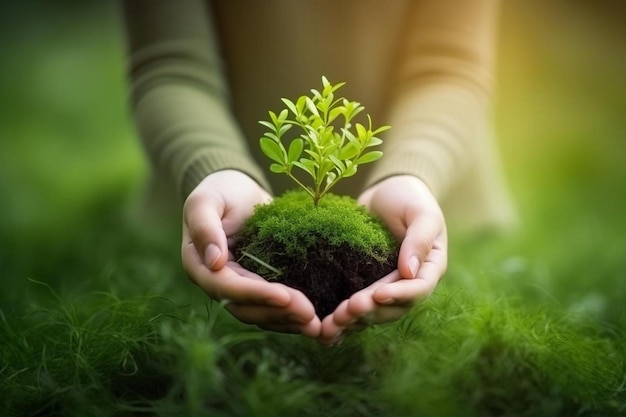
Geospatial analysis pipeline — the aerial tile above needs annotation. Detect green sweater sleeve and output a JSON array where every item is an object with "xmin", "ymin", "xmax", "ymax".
[
  {"xmin": 121, "ymin": 0, "xmax": 270, "ymax": 200},
  {"xmin": 365, "ymin": 0, "xmax": 500, "ymax": 200}
]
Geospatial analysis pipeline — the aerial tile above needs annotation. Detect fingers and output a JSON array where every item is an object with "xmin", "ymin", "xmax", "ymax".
[
  {"xmin": 318, "ymin": 258, "xmax": 446, "ymax": 346},
  {"xmin": 226, "ymin": 286, "xmax": 317, "ymax": 325},
  {"xmin": 230, "ymin": 305, "xmax": 322, "ymax": 338},
  {"xmin": 182, "ymin": 171, "xmax": 272, "ymax": 271},
  {"xmin": 183, "ymin": 245, "xmax": 321, "ymax": 337},
  {"xmin": 371, "ymin": 275, "xmax": 435, "ymax": 306},
  {"xmin": 180, "ymin": 171, "xmax": 325, "ymax": 337},
  {"xmin": 397, "ymin": 207, "xmax": 442, "ymax": 279},
  {"xmin": 183, "ymin": 189, "xmax": 229, "ymax": 270},
  {"xmin": 319, "ymin": 302, "xmax": 408, "ymax": 345},
  {"xmin": 182, "ymin": 245, "xmax": 291, "ymax": 306},
  {"xmin": 318, "ymin": 271, "xmax": 410, "ymax": 345},
  {"xmin": 258, "ymin": 319, "xmax": 322, "ymax": 338},
  {"xmin": 358, "ymin": 175, "xmax": 447, "ymax": 281}
]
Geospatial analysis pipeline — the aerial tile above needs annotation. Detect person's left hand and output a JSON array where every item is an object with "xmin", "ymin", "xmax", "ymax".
[{"xmin": 318, "ymin": 175, "xmax": 448, "ymax": 346}]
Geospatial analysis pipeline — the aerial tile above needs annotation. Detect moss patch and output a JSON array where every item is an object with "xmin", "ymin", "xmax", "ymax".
[{"xmin": 235, "ymin": 190, "xmax": 398, "ymax": 318}]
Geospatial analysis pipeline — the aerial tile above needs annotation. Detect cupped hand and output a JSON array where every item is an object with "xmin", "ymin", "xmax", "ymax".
[
  {"xmin": 182, "ymin": 170, "xmax": 322, "ymax": 337},
  {"xmin": 318, "ymin": 175, "xmax": 448, "ymax": 345}
]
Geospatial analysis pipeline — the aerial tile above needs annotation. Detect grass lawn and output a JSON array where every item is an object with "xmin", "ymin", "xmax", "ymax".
[{"xmin": 1, "ymin": 2, "xmax": 625, "ymax": 416}]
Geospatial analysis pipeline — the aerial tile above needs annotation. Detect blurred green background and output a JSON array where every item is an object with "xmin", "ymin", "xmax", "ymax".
[{"xmin": 1, "ymin": 1, "xmax": 625, "ymax": 415}]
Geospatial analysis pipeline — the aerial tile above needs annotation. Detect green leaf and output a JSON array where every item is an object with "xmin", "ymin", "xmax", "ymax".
[
  {"xmin": 330, "ymin": 81, "xmax": 346, "ymax": 94},
  {"xmin": 303, "ymin": 127, "xmax": 320, "ymax": 146},
  {"xmin": 310, "ymin": 88, "xmax": 322, "ymax": 101},
  {"xmin": 341, "ymin": 128, "xmax": 359, "ymax": 147},
  {"xmin": 318, "ymin": 160, "xmax": 334, "ymax": 180},
  {"xmin": 328, "ymin": 155, "xmax": 346, "ymax": 173},
  {"xmin": 350, "ymin": 105, "xmax": 364, "ymax": 119},
  {"xmin": 372, "ymin": 125, "xmax": 391, "ymax": 135},
  {"xmin": 287, "ymin": 138, "xmax": 304, "ymax": 163},
  {"xmin": 269, "ymin": 163, "xmax": 287, "ymax": 173},
  {"xmin": 355, "ymin": 151, "xmax": 383, "ymax": 165},
  {"xmin": 278, "ymin": 123, "xmax": 293, "ymax": 138},
  {"xmin": 296, "ymin": 96, "xmax": 307, "ymax": 115},
  {"xmin": 263, "ymin": 132, "xmax": 281, "ymax": 142},
  {"xmin": 318, "ymin": 95, "xmax": 332, "ymax": 113},
  {"xmin": 339, "ymin": 143, "xmax": 360, "ymax": 160},
  {"xmin": 321, "ymin": 75, "xmax": 331, "ymax": 89},
  {"xmin": 305, "ymin": 97, "xmax": 320, "ymax": 117},
  {"xmin": 355, "ymin": 123, "xmax": 368, "ymax": 140},
  {"xmin": 293, "ymin": 160, "xmax": 316, "ymax": 179},
  {"xmin": 323, "ymin": 142, "xmax": 339, "ymax": 157},
  {"xmin": 328, "ymin": 107, "xmax": 344, "ymax": 124},
  {"xmin": 260, "ymin": 137, "xmax": 286, "ymax": 164},
  {"xmin": 281, "ymin": 98, "xmax": 298, "ymax": 116},
  {"xmin": 344, "ymin": 100, "xmax": 363, "ymax": 121},
  {"xmin": 269, "ymin": 110, "xmax": 279, "ymax": 125},
  {"xmin": 326, "ymin": 171, "xmax": 337, "ymax": 185},
  {"xmin": 309, "ymin": 117, "xmax": 324, "ymax": 131},
  {"xmin": 365, "ymin": 137, "xmax": 383, "ymax": 148},
  {"xmin": 343, "ymin": 164, "xmax": 358, "ymax": 177},
  {"xmin": 304, "ymin": 149, "xmax": 321, "ymax": 163},
  {"xmin": 258, "ymin": 120, "xmax": 277, "ymax": 132}
]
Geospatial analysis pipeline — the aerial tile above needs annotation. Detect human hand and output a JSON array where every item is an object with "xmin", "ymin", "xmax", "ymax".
[
  {"xmin": 182, "ymin": 170, "xmax": 322, "ymax": 337},
  {"xmin": 318, "ymin": 175, "xmax": 448, "ymax": 345}
]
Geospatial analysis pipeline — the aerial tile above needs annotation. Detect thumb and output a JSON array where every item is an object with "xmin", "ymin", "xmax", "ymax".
[
  {"xmin": 397, "ymin": 214, "xmax": 439, "ymax": 279},
  {"xmin": 183, "ymin": 192, "xmax": 229, "ymax": 271}
]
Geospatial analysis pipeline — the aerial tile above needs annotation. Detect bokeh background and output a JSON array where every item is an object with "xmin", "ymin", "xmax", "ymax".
[{"xmin": 1, "ymin": 1, "xmax": 625, "ymax": 415}]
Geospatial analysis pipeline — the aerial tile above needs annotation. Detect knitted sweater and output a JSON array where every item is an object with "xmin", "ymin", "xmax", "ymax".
[{"xmin": 122, "ymin": 0, "xmax": 516, "ymax": 231}]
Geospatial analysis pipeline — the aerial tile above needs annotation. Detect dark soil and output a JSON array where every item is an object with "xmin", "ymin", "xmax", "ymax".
[
  {"xmin": 270, "ymin": 242, "xmax": 396, "ymax": 318},
  {"xmin": 238, "ymin": 240, "xmax": 397, "ymax": 318},
  {"xmin": 234, "ymin": 191, "xmax": 398, "ymax": 318}
]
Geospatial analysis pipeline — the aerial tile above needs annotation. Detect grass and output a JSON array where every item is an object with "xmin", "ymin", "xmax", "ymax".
[{"xmin": 1, "ymin": 1, "xmax": 625, "ymax": 416}]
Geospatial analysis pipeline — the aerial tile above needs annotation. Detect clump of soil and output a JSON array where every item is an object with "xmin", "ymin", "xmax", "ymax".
[{"xmin": 235, "ymin": 191, "xmax": 398, "ymax": 318}]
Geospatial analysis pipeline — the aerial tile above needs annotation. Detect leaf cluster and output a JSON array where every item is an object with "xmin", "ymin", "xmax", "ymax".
[{"xmin": 259, "ymin": 76, "xmax": 390, "ymax": 206}]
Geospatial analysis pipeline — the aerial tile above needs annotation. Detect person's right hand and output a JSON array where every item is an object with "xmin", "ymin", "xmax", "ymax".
[{"xmin": 181, "ymin": 170, "xmax": 321, "ymax": 337}]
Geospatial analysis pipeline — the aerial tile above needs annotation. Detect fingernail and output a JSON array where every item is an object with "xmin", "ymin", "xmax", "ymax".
[
  {"xmin": 205, "ymin": 244, "xmax": 221, "ymax": 269},
  {"xmin": 408, "ymin": 256, "xmax": 419, "ymax": 278},
  {"xmin": 378, "ymin": 298, "xmax": 396, "ymax": 305}
]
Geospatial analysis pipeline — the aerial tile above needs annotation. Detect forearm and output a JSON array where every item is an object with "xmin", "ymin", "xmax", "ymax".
[
  {"xmin": 370, "ymin": 82, "xmax": 493, "ymax": 199},
  {"xmin": 367, "ymin": 0, "xmax": 499, "ymax": 200},
  {"xmin": 121, "ymin": 0, "xmax": 270, "ymax": 199}
]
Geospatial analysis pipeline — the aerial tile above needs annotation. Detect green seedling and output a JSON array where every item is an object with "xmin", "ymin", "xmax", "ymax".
[{"xmin": 259, "ymin": 76, "xmax": 390, "ymax": 206}]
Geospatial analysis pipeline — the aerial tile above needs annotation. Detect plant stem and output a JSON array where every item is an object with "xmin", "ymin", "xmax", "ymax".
[{"xmin": 287, "ymin": 172, "xmax": 315, "ymax": 200}]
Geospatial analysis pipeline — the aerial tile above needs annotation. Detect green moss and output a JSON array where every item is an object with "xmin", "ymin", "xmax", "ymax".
[{"xmin": 239, "ymin": 190, "xmax": 395, "ymax": 261}]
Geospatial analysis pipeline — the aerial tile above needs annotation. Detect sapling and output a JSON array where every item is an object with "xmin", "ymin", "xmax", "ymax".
[
  {"xmin": 259, "ymin": 76, "xmax": 390, "ymax": 207},
  {"xmin": 236, "ymin": 77, "xmax": 397, "ymax": 318}
]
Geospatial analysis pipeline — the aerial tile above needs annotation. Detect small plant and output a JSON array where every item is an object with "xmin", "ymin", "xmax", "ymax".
[
  {"xmin": 236, "ymin": 76, "xmax": 397, "ymax": 318},
  {"xmin": 259, "ymin": 76, "xmax": 390, "ymax": 207}
]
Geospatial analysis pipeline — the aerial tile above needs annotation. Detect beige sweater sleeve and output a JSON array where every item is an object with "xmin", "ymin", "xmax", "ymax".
[
  {"xmin": 366, "ymin": 0, "xmax": 500, "ymax": 200},
  {"xmin": 121, "ymin": 0, "xmax": 270, "ymax": 200},
  {"xmin": 121, "ymin": 0, "xmax": 515, "ymax": 229}
]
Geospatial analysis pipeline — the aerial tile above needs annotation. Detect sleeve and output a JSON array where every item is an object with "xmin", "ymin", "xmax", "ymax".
[
  {"xmin": 121, "ymin": 0, "xmax": 271, "ymax": 200},
  {"xmin": 365, "ymin": 0, "xmax": 500, "ymax": 200}
]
